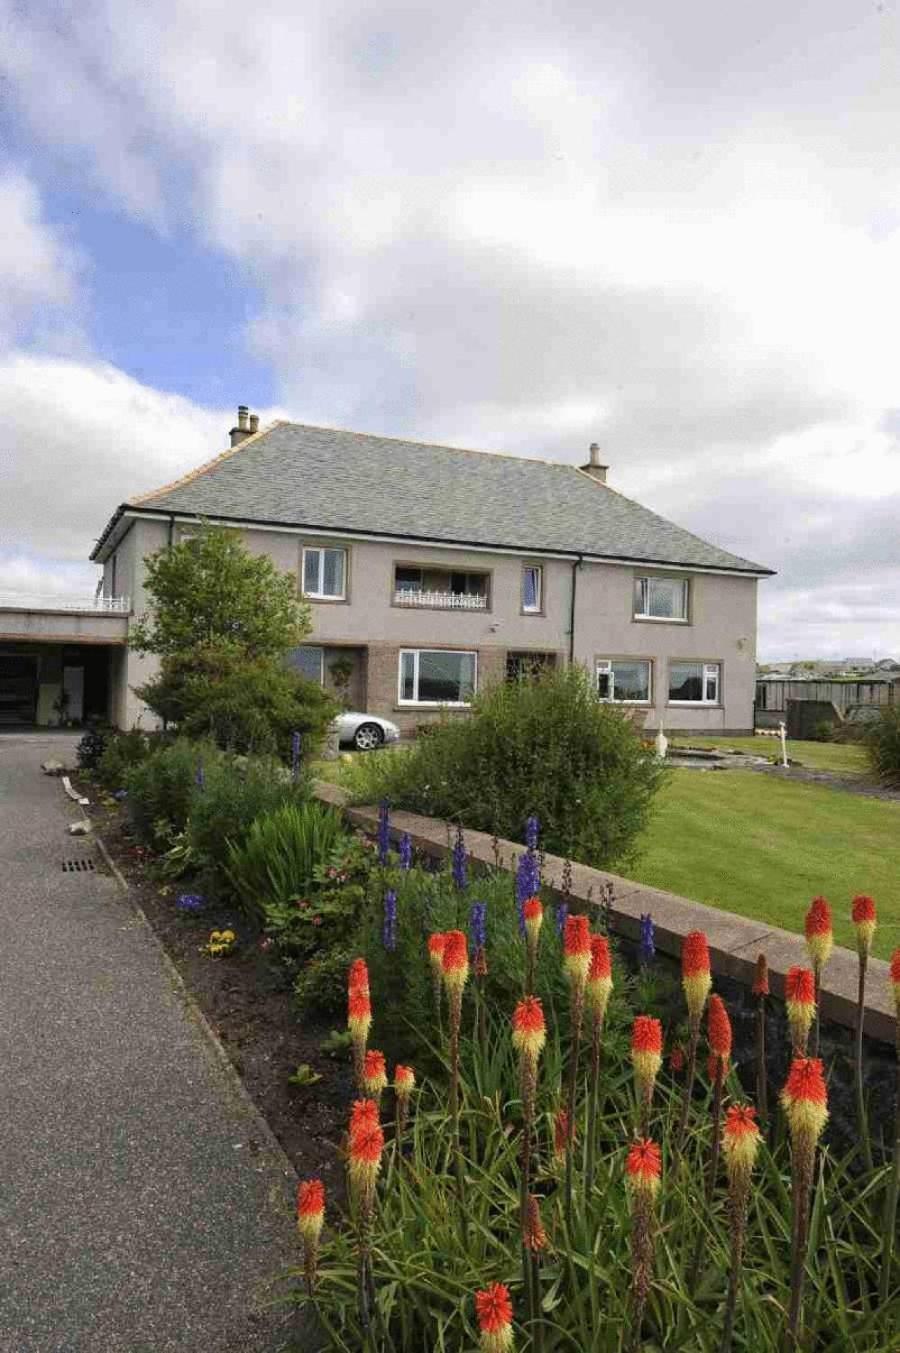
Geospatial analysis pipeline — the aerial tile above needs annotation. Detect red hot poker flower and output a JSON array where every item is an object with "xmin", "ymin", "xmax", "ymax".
[
  {"xmin": 785, "ymin": 966, "xmax": 816, "ymax": 1051},
  {"xmin": 780, "ymin": 1057, "xmax": 828, "ymax": 1145},
  {"xmin": 631, "ymin": 1015, "xmax": 663, "ymax": 1093},
  {"xmin": 523, "ymin": 1193, "xmax": 547, "ymax": 1253},
  {"xmin": 441, "ymin": 929, "xmax": 470, "ymax": 993},
  {"xmin": 708, "ymin": 994, "xmax": 733, "ymax": 1063},
  {"xmin": 891, "ymin": 947, "xmax": 900, "ymax": 1013},
  {"xmin": 348, "ymin": 958, "xmax": 369, "ymax": 993},
  {"xmin": 347, "ymin": 985, "xmax": 372, "ymax": 1043},
  {"xmin": 682, "ymin": 931, "xmax": 712, "ymax": 1020},
  {"xmin": 296, "ymin": 1178, "xmax": 325, "ymax": 1245},
  {"xmin": 804, "ymin": 897, "xmax": 833, "ymax": 969},
  {"xmin": 394, "ymin": 1064, "xmax": 415, "ymax": 1097},
  {"xmin": 427, "ymin": 932, "xmax": 447, "ymax": 968},
  {"xmin": 512, "ymin": 996, "xmax": 546, "ymax": 1063},
  {"xmin": 586, "ymin": 935, "xmax": 613, "ymax": 1019},
  {"xmin": 752, "ymin": 953, "xmax": 769, "ymax": 997},
  {"xmin": 362, "ymin": 1049, "xmax": 387, "ymax": 1097},
  {"xmin": 563, "ymin": 914, "xmax": 592, "ymax": 989},
  {"xmin": 852, "ymin": 895, "xmax": 877, "ymax": 955},
  {"xmin": 722, "ymin": 1104, "xmax": 761, "ymax": 1181},
  {"xmin": 523, "ymin": 897, "xmax": 543, "ymax": 942},
  {"xmin": 348, "ymin": 1119, "xmax": 384, "ymax": 1201},
  {"xmin": 625, "ymin": 1138, "xmax": 662, "ymax": 1199},
  {"xmin": 474, "ymin": 1282, "xmax": 514, "ymax": 1353},
  {"xmin": 349, "ymin": 1098, "xmax": 380, "ymax": 1134}
]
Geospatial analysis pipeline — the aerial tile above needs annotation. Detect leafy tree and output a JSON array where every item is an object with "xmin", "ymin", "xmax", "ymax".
[{"xmin": 130, "ymin": 524, "xmax": 309, "ymax": 659}]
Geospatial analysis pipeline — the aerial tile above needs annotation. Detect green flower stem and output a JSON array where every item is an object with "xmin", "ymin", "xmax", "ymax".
[
  {"xmin": 756, "ymin": 995, "xmax": 768, "ymax": 1131},
  {"xmin": 855, "ymin": 951, "xmax": 874, "ymax": 1173},
  {"xmin": 811, "ymin": 960, "xmax": 822, "ymax": 1059},
  {"xmin": 585, "ymin": 1014, "xmax": 604, "ymax": 1203},
  {"xmin": 675, "ymin": 1018, "xmax": 700, "ymax": 1157},
  {"xmin": 786, "ymin": 1150, "xmax": 814, "ymax": 1350},
  {"xmin": 720, "ymin": 1174, "xmax": 750, "ymax": 1353},
  {"xmin": 879, "ymin": 1037, "xmax": 900, "ymax": 1305},
  {"xmin": 565, "ymin": 986, "xmax": 585, "ymax": 1229}
]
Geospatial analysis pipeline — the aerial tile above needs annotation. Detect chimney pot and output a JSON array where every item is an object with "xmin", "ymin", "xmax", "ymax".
[
  {"xmin": 248, "ymin": 413, "xmax": 259, "ymax": 433},
  {"xmin": 580, "ymin": 442, "xmax": 609, "ymax": 484},
  {"xmin": 237, "ymin": 405, "xmax": 249, "ymax": 430},
  {"xmin": 229, "ymin": 405, "xmax": 253, "ymax": 447}
]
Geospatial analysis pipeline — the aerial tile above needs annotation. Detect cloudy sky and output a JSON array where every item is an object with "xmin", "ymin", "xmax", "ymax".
[{"xmin": 1, "ymin": 0, "xmax": 898, "ymax": 659}]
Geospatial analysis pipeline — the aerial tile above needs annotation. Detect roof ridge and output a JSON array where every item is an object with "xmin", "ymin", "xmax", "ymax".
[
  {"xmin": 283, "ymin": 420, "xmax": 576, "ymax": 470},
  {"xmin": 128, "ymin": 420, "xmax": 286, "ymax": 506}
]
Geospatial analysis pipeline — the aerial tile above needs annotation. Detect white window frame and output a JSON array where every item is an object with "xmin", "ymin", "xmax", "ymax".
[
  {"xmin": 522, "ymin": 565, "xmax": 543, "ymax": 614},
  {"xmin": 596, "ymin": 658, "xmax": 652, "ymax": 704},
  {"xmin": 668, "ymin": 661, "xmax": 721, "ymax": 706},
  {"xmin": 397, "ymin": 648, "xmax": 478, "ymax": 707},
  {"xmin": 634, "ymin": 575, "xmax": 689, "ymax": 623},
  {"xmin": 302, "ymin": 546, "xmax": 347, "ymax": 600}
]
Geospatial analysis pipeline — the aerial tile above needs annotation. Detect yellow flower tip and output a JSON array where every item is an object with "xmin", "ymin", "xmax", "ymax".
[
  {"xmin": 682, "ymin": 970, "xmax": 712, "ymax": 1019},
  {"xmin": 564, "ymin": 952, "xmax": 591, "ymax": 989}
]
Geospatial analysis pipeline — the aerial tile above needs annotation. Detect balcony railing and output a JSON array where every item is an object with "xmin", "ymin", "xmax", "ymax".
[
  {"xmin": 0, "ymin": 593, "xmax": 132, "ymax": 614},
  {"xmin": 393, "ymin": 589, "xmax": 488, "ymax": 611}
]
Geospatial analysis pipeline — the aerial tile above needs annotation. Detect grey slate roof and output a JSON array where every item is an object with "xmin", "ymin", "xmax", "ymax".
[{"xmin": 107, "ymin": 421, "xmax": 772, "ymax": 573}]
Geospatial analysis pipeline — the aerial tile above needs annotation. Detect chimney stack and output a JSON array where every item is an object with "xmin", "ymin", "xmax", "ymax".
[
  {"xmin": 229, "ymin": 405, "xmax": 253, "ymax": 447},
  {"xmin": 580, "ymin": 442, "xmax": 609, "ymax": 484},
  {"xmin": 249, "ymin": 413, "xmax": 259, "ymax": 434}
]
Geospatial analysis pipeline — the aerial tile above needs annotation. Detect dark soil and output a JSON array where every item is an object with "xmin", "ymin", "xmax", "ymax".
[
  {"xmin": 753, "ymin": 762, "xmax": 900, "ymax": 801},
  {"xmin": 85, "ymin": 790, "xmax": 351, "ymax": 1203}
]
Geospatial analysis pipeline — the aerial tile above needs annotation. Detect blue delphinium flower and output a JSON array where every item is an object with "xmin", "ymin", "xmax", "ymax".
[
  {"xmin": 639, "ymin": 913, "xmax": 655, "ymax": 966},
  {"xmin": 515, "ymin": 849, "xmax": 540, "ymax": 934},
  {"xmin": 383, "ymin": 889, "xmax": 398, "ymax": 951},
  {"xmin": 377, "ymin": 799, "xmax": 391, "ymax": 865},
  {"xmin": 399, "ymin": 832, "xmax": 413, "ymax": 870},
  {"xmin": 291, "ymin": 730, "xmax": 302, "ymax": 783},
  {"xmin": 469, "ymin": 901, "xmax": 487, "ymax": 953},
  {"xmin": 177, "ymin": 893, "xmax": 205, "ymax": 913},
  {"xmin": 525, "ymin": 814, "xmax": 540, "ymax": 851},
  {"xmin": 452, "ymin": 824, "xmax": 468, "ymax": 890},
  {"xmin": 195, "ymin": 763, "xmax": 205, "ymax": 791},
  {"xmin": 555, "ymin": 901, "xmax": 568, "ymax": 938}
]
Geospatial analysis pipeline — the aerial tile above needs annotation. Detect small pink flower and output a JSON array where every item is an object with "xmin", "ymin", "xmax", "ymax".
[{"xmin": 312, "ymin": 916, "xmax": 322, "ymax": 927}]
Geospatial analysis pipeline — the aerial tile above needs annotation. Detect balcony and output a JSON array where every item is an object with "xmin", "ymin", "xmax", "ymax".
[{"xmin": 393, "ymin": 589, "xmax": 488, "ymax": 611}]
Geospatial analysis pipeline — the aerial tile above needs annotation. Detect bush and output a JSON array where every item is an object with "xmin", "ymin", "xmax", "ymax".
[
  {"xmin": 76, "ymin": 725, "xmax": 110, "ymax": 772},
  {"xmin": 294, "ymin": 945, "xmax": 357, "ymax": 1018},
  {"xmin": 96, "ymin": 729, "xmax": 153, "ymax": 790},
  {"xmin": 343, "ymin": 664, "xmax": 666, "ymax": 869},
  {"xmin": 186, "ymin": 755, "xmax": 308, "ymax": 896},
  {"xmin": 225, "ymin": 801, "xmax": 347, "ymax": 922},
  {"xmin": 125, "ymin": 738, "xmax": 221, "ymax": 849},
  {"xmin": 865, "ymin": 704, "xmax": 900, "ymax": 786},
  {"xmin": 811, "ymin": 719, "xmax": 834, "ymax": 742}
]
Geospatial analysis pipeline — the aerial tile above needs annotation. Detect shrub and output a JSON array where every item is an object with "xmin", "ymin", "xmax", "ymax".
[
  {"xmin": 225, "ymin": 801, "xmax": 347, "ymax": 922},
  {"xmin": 865, "ymin": 704, "xmax": 900, "ymax": 786},
  {"xmin": 186, "ymin": 755, "xmax": 308, "ymax": 896},
  {"xmin": 343, "ymin": 664, "xmax": 666, "ymax": 869},
  {"xmin": 125, "ymin": 737, "xmax": 221, "ymax": 849},
  {"xmin": 96, "ymin": 729, "xmax": 153, "ymax": 790},
  {"xmin": 294, "ymin": 946, "xmax": 358, "ymax": 1018},
  {"xmin": 75, "ymin": 725, "xmax": 110, "ymax": 772}
]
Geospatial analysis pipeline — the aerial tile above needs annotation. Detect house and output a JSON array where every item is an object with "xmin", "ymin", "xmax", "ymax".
[{"xmin": 83, "ymin": 408, "xmax": 773, "ymax": 738}]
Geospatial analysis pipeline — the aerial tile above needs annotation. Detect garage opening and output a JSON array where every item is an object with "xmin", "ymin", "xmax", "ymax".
[{"xmin": 0, "ymin": 654, "xmax": 39, "ymax": 725}]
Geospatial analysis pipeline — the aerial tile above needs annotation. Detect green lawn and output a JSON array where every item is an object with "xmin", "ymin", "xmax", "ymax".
[
  {"xmin": 633, "ymin": 770, "xmax": 899, "ymax": 958},
  {"xmin": 669, "ymin": 734, "xmax": 869, "ymax": 775}
]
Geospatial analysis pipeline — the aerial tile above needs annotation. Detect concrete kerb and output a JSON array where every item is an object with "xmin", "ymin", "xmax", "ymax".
[{"xmin": 313, "ymin": 779, "xmax": 898, "ymax": 1045}]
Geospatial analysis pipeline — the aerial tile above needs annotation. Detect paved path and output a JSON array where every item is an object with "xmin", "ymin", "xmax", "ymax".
[{"xmin": 0, "ymin": 735, "xmax": 305, "ymax": 1353}]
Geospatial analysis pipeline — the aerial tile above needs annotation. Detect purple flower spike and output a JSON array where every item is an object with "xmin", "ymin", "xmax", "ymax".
[
  {"xmin": 377, "ymin": 799, "xmax": 391, "ymax": 865},
  {"xmin": 469, "ymin": 901, "xmax": 487, "ymax": 952},
  {"xmin": 383, "ymin": 889, "xmax": 398, "ymax": 951},
  {"xmin": 399, "ymin": 832, "xmax": 413, "ymax": 870},
  {"xmin": 452, "ymin": 824, "xmax": 468, "ymax": 891}
]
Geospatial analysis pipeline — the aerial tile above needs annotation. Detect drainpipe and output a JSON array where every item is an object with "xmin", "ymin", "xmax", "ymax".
[
  {"xmin": 167, "ymin": 514, "xmax": 175, "ymax": 547},
  {"xmin": 568, "ymin": 555, "xmax": 583, "ymax": 663}
]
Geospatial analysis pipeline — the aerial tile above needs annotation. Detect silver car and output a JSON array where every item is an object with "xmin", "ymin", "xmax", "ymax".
[{"xmin": 334, "ymin": 711, "xmax": 401, "ymax": 751}]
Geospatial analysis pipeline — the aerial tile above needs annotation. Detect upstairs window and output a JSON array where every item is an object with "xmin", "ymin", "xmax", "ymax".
[
  {"xmin": 522, "ymin": 565, "xmax": 543, "ymax": 613},
  {"xmin": 303, "ymin": 546, "xmax": 347, "ymax": 600},
  {"xmin": 634, "ymin": 576, "xmax": 688, "ymax": 622},
  {"xmin": 596, "ymin": 659, "xmax": 652, "ymax": 704},
  {"xmin": 669, "ymin": 661, "xmax": 720, "ymax": 705}
]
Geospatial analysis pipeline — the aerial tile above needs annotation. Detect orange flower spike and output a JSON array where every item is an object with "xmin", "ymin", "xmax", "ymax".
[
  {"xmin": 682, "ymin": 931, "xmax": 712, "ymax": 1020},
  {"xmin": 347, "ymin": 984, "xmax": 372, "ymax": 1043},
  {"xmin": 427, "ymin": 931, "xmax": 447, "ymax": 972},
  {"xmin": 852, "ymin": 895, "xmax": 877, "ymax": 956},
  {"xmin": 586, "ymin": 935, "xmax": 613, "ymax": 1020},
  {"xmin": 708, "ymin": 993, "xmax": 733, "ymax": 1065},
  {"xmin": 512, "ymin": 996, "xmax": 546, "ymax": 1064},
  {"xmin": 474, "ymin": 1282, "xmax": 515, "ymax": 1353},
  {"xmin": 362, "ymin": 1049, "xmax": 387, "ymax": 1098},
  {"xmin": 891, "ymin": 947, "xmax": 900, "ymax": 1014},
  {"xmin": 348, "ymin": 957, "xmax": 369, "ymax": 993},
  {"xmin": 296, "ymin": 1178, "xmax": 325, "ymax": 1247},
  {"xmin": 785, "ymin": 966, "xmax": 816, "ymax": 1051},
  {"xmin": 441, "ymin": 929, "xmax": 470, "ymax": 994},
  {"xmin": 625, "ymin": 1138, "xmax": 662, "ymax": 1200},
  {"xmin": 523, "ymin": 1193, "xmax": 547, "ymax": 1253},
  {"xmin": 780, "ymin": 1057, "xmax": 829, "ymax": 1146},
  {"xmin": 563, "ymin": 914, "xmax": 592, "ymax": 990},
  {"xmin": 523, "ymin": 897, "xmax": 543, "ymax": 944},
  {"xmin": 348, "ymin": 1118, "xmax": 384, "ymax": 1203},
  {"xmin": 804, "ymin": 897, "xmax": 833, "ymax": 969},
  {"xmin": 631, "ymin": 1015, "xmax": 663, "ymax": 1096},
  {"xmin": 394, "ymin": 1064, "xmax": 415, "ymax": 1098},
  {"xmin": 722, "ymin": 1104, "xmax": 761, "ymax": 1182},
  {"xmin": 349, "ymin": 1097, "xmax": 380, "ymax": 1134},
  {"xmin": 752, "ymin": 952, "xmax": 769, "ymax": 997}
]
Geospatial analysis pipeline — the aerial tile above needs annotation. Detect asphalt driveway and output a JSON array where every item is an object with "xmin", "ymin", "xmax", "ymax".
[{"xmin": 0, "ymin": 735, "xmax": 305, "ymax": 1352}]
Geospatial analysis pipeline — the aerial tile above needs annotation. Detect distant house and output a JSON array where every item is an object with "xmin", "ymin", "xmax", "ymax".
[{"xmin": 1, "ymin": 410, "xmax": 774, "ymax": 734}]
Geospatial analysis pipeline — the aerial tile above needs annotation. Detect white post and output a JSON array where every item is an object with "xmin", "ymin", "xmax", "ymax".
[{"xmin": 778, "ymin": 720, "xmax": 788, "ymax": 767}]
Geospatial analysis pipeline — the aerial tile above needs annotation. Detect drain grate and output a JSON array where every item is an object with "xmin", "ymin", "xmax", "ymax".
[{"xmin": 61, "ymin": 858, "xmax": 96, "ymax": 873}]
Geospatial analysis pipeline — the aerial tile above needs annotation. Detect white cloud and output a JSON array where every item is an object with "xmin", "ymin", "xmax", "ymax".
[
  {"xmin": 0, "ymin": 167, "xmax": 79, "ymax": 347},
  {"xmin": 1, "ymin": 1, "xmax": 899, "ymax": 655}
]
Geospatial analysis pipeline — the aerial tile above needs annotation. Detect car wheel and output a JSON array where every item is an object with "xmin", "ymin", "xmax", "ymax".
[{"xmin": 354, "ymin": 722, "xmax": 384, "ymax": 751}]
